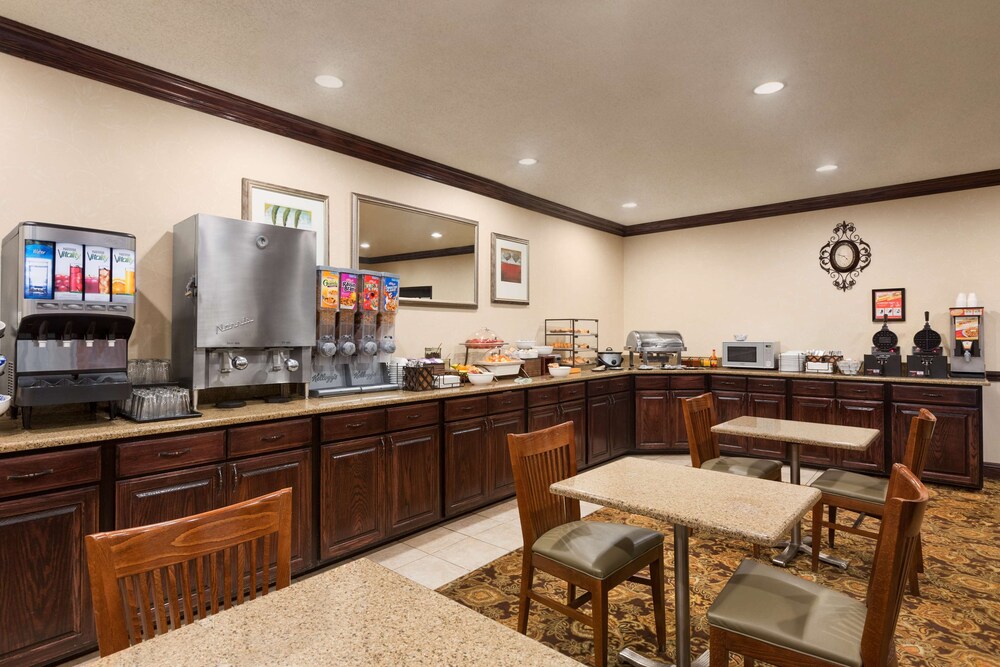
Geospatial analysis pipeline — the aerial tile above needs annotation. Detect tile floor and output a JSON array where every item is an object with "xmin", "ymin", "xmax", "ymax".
[{"xmin": 363, "ymin": 454, "xmax": 824, "ymax": 590}]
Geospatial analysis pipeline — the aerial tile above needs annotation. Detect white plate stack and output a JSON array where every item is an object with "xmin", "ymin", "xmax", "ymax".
[{"xmin": 780, "ymin": 351, "xmax": 805, "ymax": 373}]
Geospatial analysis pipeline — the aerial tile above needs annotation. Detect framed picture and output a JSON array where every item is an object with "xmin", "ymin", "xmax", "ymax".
[
  {"xmin": 491, "ymin": 233, "xmax": 529, "ymax": 304},
  {"xmin": 872, "ymin": 288, "xmax": 906, "ymax": 322},
  {"xmin": 242, "ymin": 179, "xmax": 329, "ymax": 263}
]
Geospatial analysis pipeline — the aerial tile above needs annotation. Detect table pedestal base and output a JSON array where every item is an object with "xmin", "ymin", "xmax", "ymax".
[
  {"xmin": 619, "ymin": 648, "xmax": 711, "ymax": 667},
  {"xmin": 771, "ymin": 536, "xmax": 849, "ymax": 570}
]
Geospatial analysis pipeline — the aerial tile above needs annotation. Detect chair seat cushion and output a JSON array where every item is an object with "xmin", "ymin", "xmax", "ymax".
[
  {"xmin": 812, "ymin": 468, "xmax": 888, "ymax": 505},
  {"xmin": 532, "ymin": 521, "xmax": 663, "ymax": 579},
  {"xmin": 703, "ymin": 456, "xmax": 782, "ymax": 481},
  {"xmin": 708, "ymin": 559, "xmax": 866, "ymax": 667}
]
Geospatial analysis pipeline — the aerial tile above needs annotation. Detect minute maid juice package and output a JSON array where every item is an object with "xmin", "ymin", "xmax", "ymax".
[
  {"xmin": 382, "ymin": 275, "xmax": 399, "ymax": 312},
  {"xmin": 339, "ymin": 272, "xmax": 358, "ymax": 311}
]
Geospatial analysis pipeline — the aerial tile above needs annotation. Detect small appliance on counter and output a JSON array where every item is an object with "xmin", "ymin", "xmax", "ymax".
[
  {"xmin": 864, "ymin": 315, "xmax": 902, "ymax": 377},
  {"xmin": 625, "ymin": 331, "xmax": 685, "ymax": 369},
  {"xmin": 721, "ymin": 340, "xmax": 778, "ymax": 369},
  {"xmin": 2, "ymin": 222, "xmax": 136, "ymax": 428},
  {"xmin": 780, "ymin": 351, "xmax": 806, "ymax": 373},
  {"xmin": 596, "ymin": 347, "xmax": 624, "ymax": 369},
  {"xmin": 171, "ymin": 214, "xmax": 315, "ymax": 409},
  {"xmin": 907, "ymin": 311, "xmax": 947, "ymax": 379},
  {"xmin": 950, "ymin": 306, "xmax": 985, "ymax": 378}
]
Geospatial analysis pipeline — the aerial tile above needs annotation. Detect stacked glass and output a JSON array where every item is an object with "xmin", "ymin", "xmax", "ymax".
[{"xmin": 123, "ymin": 386, "xmax": 191, "ymax": 420}]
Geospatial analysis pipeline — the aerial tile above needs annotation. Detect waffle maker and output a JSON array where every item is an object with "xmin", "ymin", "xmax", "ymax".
[
  {"xmin": 907, "ymin": 311, "xmax": 947, "ymax": 378},
  {"xmin": 864, "ymin": 315, "xmax": 902, "ymax": 376}
]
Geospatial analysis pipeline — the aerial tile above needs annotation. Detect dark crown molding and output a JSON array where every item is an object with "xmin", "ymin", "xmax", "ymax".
[
  {"xmin": 2, "ymin": 17, "xmax": 999, "ymax": 239},
  {"xmin": 359, "ymin": 244, "xmax": 475, "ymax": 265}
]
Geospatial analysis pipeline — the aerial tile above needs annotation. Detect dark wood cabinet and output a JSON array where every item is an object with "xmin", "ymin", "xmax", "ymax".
[
  {"xmin": 488, "ymin": 410, "xmax": 526, "ymax": 498},
  {"xmin": 836, "ymin": 399, "xmax": 885, "ymax": 472},
  {"xmin": 560, "ymin": 399, "xmax": 587, "ymax": 469},
  {"xmin": 892, "ymin": 403, "xmax": 981, "ymax": 487},
  {"xmin": 0, "ymin": 486, "xmax": 98, "ymax": 667},
  {"xmin": 713, "ymin": 390, "xmax": 749, "ymax": 454},
  {"xmin": 587, "ymin": 394, "xmax": 612, "ymax": 465},
  {"xmin": 747, "ymin": 392, "xmax": 787, "ymax": 458},
  {"xmin": 319, "ymin": 437, "xmax": 384, "ymax": 559},
  {"xmin": 789, "ymin": 393, "xmax": 839, "ymax": 466},
  {"xmin": 444, "ymin": 417, "xmax": 490, "ymax": 517},
  {"xmin": 635, "ymin": 389, "xmax": 670, "ymax": 449},
  {"xmin": 609, "ymin": 390, "xmax": 633, "ymax": 456},
  {"xmin": 116, "ymin": 464, "xmax": 225, "ymax": 529},
  {"xmin": 385, "ymin": 426, "xmax": 441, "ymax": 536}
]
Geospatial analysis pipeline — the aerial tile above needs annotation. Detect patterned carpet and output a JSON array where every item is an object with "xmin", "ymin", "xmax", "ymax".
[{"xmin": 438, "ymin": 479, "xmax": 1000, "ymax": 666}]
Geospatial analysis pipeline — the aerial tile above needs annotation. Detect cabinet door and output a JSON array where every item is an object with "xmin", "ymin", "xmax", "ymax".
[
  {"xmin": 559, "ymin": 399, "xmax": 588, "ymax": 470},
  {"xmin": 320, "ymin": 437, "xmax": 385, "ymax": 560},
  {"xmin": 837, "ymin": 400, "xmax": 886, "ymax": 473},
  {"xmin": 444, "ymin": 418, "xmax": 490, "ymax": 517},
  {"xmin": 385, "ymin": 426, "xmax": 441, "ymax": 536},
  {"xmin": 713, "ymin": 391, "xmax": 748, "ymax": 454},
  {"xmin": 229, "ymin": 448, "xmax": 313, "ymax": 574},
  {"xmin": 488, "ymin": 410, "xmax": 526, "ymax": 499},
  {"xmin": 0, "ymin": 487, "xmax": 98, "ymax": 667},
  {"xmin": 609, "ymin": 391, "xmax": 633, "ymax": 456},
  {"xmin": 747, "ymin": 392, "xmax": 787, "ymax": 459},
  {"xmin": 116, "ymin": 464, "xmax": 225, "ymax": 529},
  {"xmin": 635, "ymin": 390, "xmax": 670, "ymax": 449},
  {"xmin": 587, "ymin": 394, "xmax": 612, "ymax": 466},
  {"xmin": 790, "ymin": 395, "xmax": 838, "ymax": 466},
  {"xmin": 892, "ymin": 403, "xmax": 980, "ymax": 488},
  {"xmin": 668, "ymin": 390, "xmax": 704, "ymax": 453}
]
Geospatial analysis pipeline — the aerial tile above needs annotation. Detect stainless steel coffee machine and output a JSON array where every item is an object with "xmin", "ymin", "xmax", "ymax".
[
  {"xmin": 1, "ymin": 222, "xmax": 136, "ymax": 428},
  {"xmin": 172, "ymin": 214, "xmax": 314, "ymax": 408}
]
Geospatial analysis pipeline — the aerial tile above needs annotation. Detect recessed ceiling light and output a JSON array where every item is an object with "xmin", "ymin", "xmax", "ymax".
[
  {"xmin": 753, "ymin": 81, "xmax": 784, "ymax": 95},
  {"xmin": 431, "ymin": 232, "xmax": 443, "ymax": 239},
  {"xmin": 518, "ymin": 158, "xmax": 537, "ymax": 166},
  {"xmin": 816, "ymin": 164, "xmax": 839, "ymax": 172},
  {"xmin": 622, "ymin": 202, "xmax": 638, "ymax": 209},
  {"xmin": 359, "ymin": 242, "xmax": 370, "ymax": 249},
  {"xmin": 314, "ymin": 74, "xmax": 344, "ymax": 89}
]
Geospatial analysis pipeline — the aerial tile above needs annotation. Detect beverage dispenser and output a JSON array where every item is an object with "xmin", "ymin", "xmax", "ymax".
[
  {"xmin": 310, "ymin": 267, "xmax": 352, "ymax": 395},
  {"xmin": 378, "ymin": 274, "xmax": 399, "ymax": 359},
  {"xmin": 1, "ymin": 222, "xmax": 136, "ymax": 428},
  {"xmin": 171, "ymin": 214, "xmax": 314, "ymax": 408},
  {"xmin": 950, "ymin": 307, "xmax": 985, "ymax": 377}
]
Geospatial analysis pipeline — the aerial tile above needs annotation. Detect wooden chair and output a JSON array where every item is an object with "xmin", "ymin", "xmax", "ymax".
[
  {"xmin": 708, "ymin": 463, "xmax": 929, "ymax": 667},
  {"xmin": 811, "ymin": 408, "xmax": 935, "ymax": 594},
  {"xmin": 508, "ymin": 422, "xmax": 666, "ymax": 667},
  {"xmin": 85, "ymin": 487, "xmax": 292, "ymax": 657},
  {"xmin": 682, "ymin": 392, "xmax": 783, "ymax": 557}
]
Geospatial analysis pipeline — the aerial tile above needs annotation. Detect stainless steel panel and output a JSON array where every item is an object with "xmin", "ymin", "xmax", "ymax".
[{"xmin": 15, "ymin": 339, "xmax": 128, "ymax": 373}]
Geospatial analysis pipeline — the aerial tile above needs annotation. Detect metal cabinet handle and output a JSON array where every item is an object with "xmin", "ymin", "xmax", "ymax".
[
  {"xmin": 406, "ymin": 414, "xmax": 419, "ymax": 420},
  {"xmin": 346, "ymin": 422, "xmax": 366, "ymax": 429},
  {"xmin": 232, "ymin": 467, "xmax": 239, "ymax": 492},
  {"xmin": 157, "ymin": 449, "xmax": 191, "ymax": 458},
  {"xmin": 461, "ymin": 406, "xmax": 472, "ymax": 411},
  {"xmin": 924, "ymin": 392, "xmax": 943, "ymax": 398},
  {"xmin": 261, "ymin": 434, "xmax": 285, "ymax": 442},
  {"xmin": 7, "ymin": 468, "xmax": 54, "ymax": 480},
  {"xmin": 217, "ymin": 467, "xmax": 223, "ymax": 488}
]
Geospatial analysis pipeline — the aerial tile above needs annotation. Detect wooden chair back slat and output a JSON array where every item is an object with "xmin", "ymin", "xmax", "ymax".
[
  {"xmin": 86, "ymin": 488, "xmax": 293, "ymax": 657},
  {"xmin": 901, "ymin": 408, "xmax": 936, "ymax": 480},
  {"xmin": 508, "ymin": 422, "xmax": 581, "ymax": 548},
  {"xmin": 682, "ymin": 393, "xmax": 721, "ymax": 468},
  {"xmin": 860, "ymin": 464, "xmax": 930, "ymax": 666}
]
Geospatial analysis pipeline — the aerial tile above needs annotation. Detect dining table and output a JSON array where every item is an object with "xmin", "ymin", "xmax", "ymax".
[
  {"xmin": 550, "ymin": 456, "xmax": 820, "ymax": 667},
  {"xmin": 711, "ymin": 415, "xmax": 879, "ymax": 568},
  {"xmin": 91, "ymin": 557, "xmax": 581, "ymax": 666}
]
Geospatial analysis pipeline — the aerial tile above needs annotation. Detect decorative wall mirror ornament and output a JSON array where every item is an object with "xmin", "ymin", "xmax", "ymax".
[{"xmin": 819, "ymin": 221, "xmax": 871, "ymax": 291}]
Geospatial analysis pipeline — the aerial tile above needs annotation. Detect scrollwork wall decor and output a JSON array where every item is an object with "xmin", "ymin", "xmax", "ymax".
[{"xmin": 818, "ymin": 221, "xmax": 871, "ymax": 291}]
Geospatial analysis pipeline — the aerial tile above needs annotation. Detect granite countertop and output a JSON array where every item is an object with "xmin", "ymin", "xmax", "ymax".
[
  {"xmin": 711, "ymin": 416, "xmax": 879, "ymax": 451},
  {"xmin": 632, "ymin": 365, "xmax": 990, "ymax": 386},
  {"xmin": 551, "ymin": 456, "xmax": 820, "ymax": 545},
  {"xmin": 93, "ymin": 558, "xmax": 580, "ymax": 666}
]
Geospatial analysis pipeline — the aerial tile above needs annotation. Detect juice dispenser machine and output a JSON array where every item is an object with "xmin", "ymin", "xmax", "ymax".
[
  {"xmin": 172, "ymin": 214, "xmax": 314, "ymax": 408},
  {"xmin": 1, "ymin": 222, "xmax": 136, "ymax": 428},
  {"xmin": 950, "ymin": 306, "xmax": 985, "ymax": 377}
]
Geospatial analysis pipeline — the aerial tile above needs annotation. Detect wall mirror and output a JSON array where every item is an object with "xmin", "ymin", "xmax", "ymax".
[{"xmin": 353, "ymin": 194, "xmax": 478, "ymax": 309}]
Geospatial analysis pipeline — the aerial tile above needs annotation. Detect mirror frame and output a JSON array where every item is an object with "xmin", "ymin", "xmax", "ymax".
[{"xmin": 352, "ymin": 193, "xmax": 479, "ymax": 309}]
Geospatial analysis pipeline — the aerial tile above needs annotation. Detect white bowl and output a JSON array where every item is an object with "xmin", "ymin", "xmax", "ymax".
[
  {"xmin": 533, "ymin": 345, "xmax": 554, "ymax": 355},
  {"xmin": 479, "ymin": 360, "xmax": 523, "ymax": 377},
  {"xmin": 467, "ymin": 372, "xmax": 495, "ymax": 385},
  {"xmin": 734, "ymin": 334, "xmax": 748, "ymax": 341},
  {"xmin": 515, "ymin": 339, "xmax": 536, "ymax": 349},
  {"xmin": 837, "ymin": 359, "xmax": 862, "ymax": 375},
  {"xmin": 0, "ymin": 394, "xmax": 10, "ymax": 416},
  {"xmin": 548, "ymin": 366, "xmax": 571, "ymax": 377}
]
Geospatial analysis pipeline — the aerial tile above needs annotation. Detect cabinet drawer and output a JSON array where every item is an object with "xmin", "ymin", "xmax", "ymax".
[
  {"xmin": 790, "ymin": 379, "xmax": 835, "ymax": 397},
  {"xmin": 488, "ymin": 390, "xmax": 525, "ymax": 414},
  {"xmin": 588, "ymin": 379, "xmax": 611, "ymax": 396},
  {"xmin": 634, "ymin": 376, "xmax": 669, "ymax": 390},
  {"xmin": 229, "ymin": 418, "xmax": 313, "ymax": 457},
  {"xmin": 118, "ymin": 431, "xmax": 225, "ymax": 477},
  {"xmin": 527, "ymin": 386, "xmax": 559, "ymax": 406},
  {"xmin": 670, "ymin": 374, "xmax": 706, "ymax": 390},
  {"xmin": 747, "ymin": 377, "xmax": 786, "ymax": 394},
  {"xmin": 892, "ymin": 384, "xmax": 978, "ymax": 407},
  {"xmin": 837, "ymin": 382, "xmax": 884, "ymax": 400},
  {"xmin": 609, "ymin": 376, "xmax": 632, "ymax": 393},
  {"xmin": 321, "ymin": 409, "xmax": 387, "ymax": 442},
  {"xmin": 444, "ymin": 396, "xmax": 488, "ymax": 421},
  {"xmin": 559, "ymin": 383, "xmax": 586, "ymax": 401},
  {"xmin": 710, "ymin": 376, "xmax": 747, "ymax": 391},
  {"xmin": 386, "ymin": 402, "xmax": 439, "ymax": 431},
  {"xmin": 0, "ymin": 447, "xmax": 100, "ymax": 499}
]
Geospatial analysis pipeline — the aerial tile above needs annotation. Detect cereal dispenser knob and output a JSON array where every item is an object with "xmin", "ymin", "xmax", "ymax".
[
  {"xmin": 320, "ymin": 341, "xmax": 337, "ymax": 357},
  {"xmin": 339, "ymin": 340, "xmax": 357, "ymax": 356},
  {"xmin": 380, "ymin": 337, "xmax": 397, "ymax": 354},
  {"xmin": 362, "ymin": 340, "xmax": 379, "ymax": 356}
]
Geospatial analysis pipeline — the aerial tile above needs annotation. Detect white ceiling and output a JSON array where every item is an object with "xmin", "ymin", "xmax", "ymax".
[{"xmin": 3, "ymin": 1, "xmax": 1000, "ymax": 225}]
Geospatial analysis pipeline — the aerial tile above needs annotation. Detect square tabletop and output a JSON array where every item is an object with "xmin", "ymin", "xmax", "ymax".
[
  {"xmin": 550, "ymin": 457, "xmax": 820, "ymax": 545},
  {"xmin": 711, "ymin": 416, "xmax": 879, "ymax": 451}
]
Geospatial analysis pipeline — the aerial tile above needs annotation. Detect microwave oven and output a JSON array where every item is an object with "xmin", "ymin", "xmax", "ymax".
[{"xmin": 722, "ymin": 341, "xmax": 778, "ymax": 369}]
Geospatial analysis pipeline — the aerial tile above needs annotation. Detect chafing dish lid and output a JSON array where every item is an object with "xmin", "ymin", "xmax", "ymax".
[{"xmin": 625, "ymin": 330, "xmax": 686, "ymax": 351}]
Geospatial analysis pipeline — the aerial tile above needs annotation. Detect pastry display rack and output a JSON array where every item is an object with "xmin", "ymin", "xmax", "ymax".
[{"xmin": 544, "ymin": 319, "xmax": 599, "ymax": 367}]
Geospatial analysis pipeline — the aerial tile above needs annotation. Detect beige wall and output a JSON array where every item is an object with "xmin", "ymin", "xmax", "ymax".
[
  {"xmin": 0, "ymin": 54, "xmax": 624, "ymax": 364},
  {"xmin": 624, "ymin": 188, "xmax": 1000, "ymax": 462}
]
